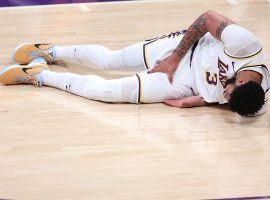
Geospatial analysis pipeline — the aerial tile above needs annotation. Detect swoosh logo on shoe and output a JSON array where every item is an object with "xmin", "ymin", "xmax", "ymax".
[
  {"xmin": 34, "ymin": 44, "xmax": 43, "ymax": 49},
  {"xmin": 22, "ymin": 67, "xmax": 34, "ymax": 74},
  {"xmin": 34, "ymin": 43, "xmax": 50, "ymax": 49}
]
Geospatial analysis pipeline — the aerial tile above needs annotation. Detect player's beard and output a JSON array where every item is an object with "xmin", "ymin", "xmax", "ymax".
[{"xmin": 225, "ymin": 76, "xmax": 236, "ymax": 88}]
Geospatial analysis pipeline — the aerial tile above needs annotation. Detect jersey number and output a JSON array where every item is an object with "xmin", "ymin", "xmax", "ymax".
[{"xmin": 205, "ymin": 71, "xmax": 217, "ymax": 85}]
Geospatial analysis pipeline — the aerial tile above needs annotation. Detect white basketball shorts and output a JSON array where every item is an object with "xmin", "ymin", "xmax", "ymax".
[{"xmin": 137, "ymin": 33, "xmax": 194, "ymax": 103}]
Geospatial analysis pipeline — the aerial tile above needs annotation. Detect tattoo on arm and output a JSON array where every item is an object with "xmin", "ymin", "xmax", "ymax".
[
  {"xmin": 173, "ymin": 11, "xmax": 233, "ymax": 60},
  {"xmin": 173, "ymin": 15, "xmax": 207, "ymax": 59},
  {"xmin": 216, "ymin": 21, "xmax": 229, "ymax": 40}
]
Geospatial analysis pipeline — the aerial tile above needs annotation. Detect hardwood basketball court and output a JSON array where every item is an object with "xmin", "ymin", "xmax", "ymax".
[{"xmin": 0, "ymin": 0, "xmax": 269, "ymax": 199}]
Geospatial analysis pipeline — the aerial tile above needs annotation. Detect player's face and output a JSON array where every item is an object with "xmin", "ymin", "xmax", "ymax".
[{"xmin": 223, "ymin": 70, "xmax": 262, "ymax": 101}]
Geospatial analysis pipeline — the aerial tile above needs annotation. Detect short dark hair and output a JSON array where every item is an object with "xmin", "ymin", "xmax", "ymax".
[{"xmin": 228, "ymin": 81, "xmax": 265, "ymax": 116}]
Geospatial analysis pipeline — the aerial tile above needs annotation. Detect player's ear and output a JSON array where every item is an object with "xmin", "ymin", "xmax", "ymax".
[
  {"xmin": 236, "ymin": 78, "xmax": 246, "ymax": 86},
  {"xmin": 233, "ymin": 77, "xmax": 246, "ymax": 86},
  {"xmin": 239, "ymin": 79, "xmax": 244, "ymax": 84},
  {"xmin": 235, "ymin": 71, "xmax": 247, "ymax": 85}
]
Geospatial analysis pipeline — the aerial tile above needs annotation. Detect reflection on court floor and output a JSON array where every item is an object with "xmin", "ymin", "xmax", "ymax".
[{"xmin": 0, "ymin": 0, "xmax": 131, "ymax": 7}]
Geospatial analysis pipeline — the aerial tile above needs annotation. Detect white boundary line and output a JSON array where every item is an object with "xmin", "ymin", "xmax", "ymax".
[
  {"xmin": 227, "ymin": 0, "xmax": 238, "ymax": 5},
  {"xmin": 0, "ymin": 0, "xmax": 179, "ymax": 11},
  {"xmin": 78, "ymin": 4, "xmax": 91, "ymax": 12}
]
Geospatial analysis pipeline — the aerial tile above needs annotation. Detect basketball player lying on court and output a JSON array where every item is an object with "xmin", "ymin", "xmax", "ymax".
[{"xmin": 0, "ymin": 11, "xmax": 269, "ymax": 116}]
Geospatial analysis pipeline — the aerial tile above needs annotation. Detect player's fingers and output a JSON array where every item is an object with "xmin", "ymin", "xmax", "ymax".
[
  {"xmin": 168, "ymin": 74, "xmax": 173, "ymax": 84},
  {"xmin": 147, "ymin": 69, "xmax": 153, "ymax": 74},
  {"xmin": 148, "ymin": 67, "xmax": 159, "ymax": 74},
  {"xmin": 156, "ymin": 60, "xmax": 161, "ymax": 65}
]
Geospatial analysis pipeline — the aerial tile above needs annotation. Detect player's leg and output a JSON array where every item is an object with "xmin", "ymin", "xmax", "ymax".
[
  {"xmin": 0, "ymin": 58, "xmax": 184, "ymax": 104},
  {"xmin": 11, "ymin": 42, "xmax": 146, "ymax": 71},
  {"xmin": 0, "ymin": 58, "xmax": 141, "ymax": 103},
  {"xmin": 54, "ymin": 43, "xmax": 145, "ymax": 71},
  {"xmin": 39, "ymin": 70, "xmax": 140, "ymax": 103},
  {"xmin": 39, "ymin": 70, "xmax": 182, "ymax": 103}
]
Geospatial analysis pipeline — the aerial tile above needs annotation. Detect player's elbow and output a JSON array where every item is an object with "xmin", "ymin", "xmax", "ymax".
[
  {"xmin": 202, "ymin": 10, "xmax": 218, "ymax": 25},
  {"xmin": 203, "ymin": 10, "xmax": 216, "ymax": 18},
  {"xmin": 198, "ymin": 11, "xmax": 217, "ymax": 31}
]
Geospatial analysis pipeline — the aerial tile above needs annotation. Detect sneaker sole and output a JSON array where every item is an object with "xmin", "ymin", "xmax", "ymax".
[{"xmin": 10, "ymin": 43, "xmax": 29, "ymax": 64}]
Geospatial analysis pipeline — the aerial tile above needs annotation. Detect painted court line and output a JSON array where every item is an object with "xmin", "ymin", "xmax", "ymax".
[
  {"xmin": 79, "ymin": 4, "xmax": 91, "ymax": 12},
  {"xmin": 227, "ymin": 0, "xmax": 238, "ymax": 5}
]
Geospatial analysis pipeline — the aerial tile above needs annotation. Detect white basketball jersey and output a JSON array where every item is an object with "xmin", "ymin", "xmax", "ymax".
[{"xmin": 190, "ymin": 24, "xmax": 270, "ymax": 104}]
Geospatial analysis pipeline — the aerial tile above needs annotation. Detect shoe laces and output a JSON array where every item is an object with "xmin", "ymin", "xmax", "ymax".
[
  {"xmin": 20, "ymin": 75, "xmax": 42, "ymax": 87},
  {"xmin": 28, "ymin": 48, "xmax": 54, "ymax": 64},
  {"xmin": 30, "ymin": 74, "xmax": 42, "ymax": 87},
  {"xmin": 32, "ymin": 78, "xmax": 40, "ymax": 87}
]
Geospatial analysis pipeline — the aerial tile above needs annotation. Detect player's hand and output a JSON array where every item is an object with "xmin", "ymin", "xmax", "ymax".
[
  {"xmin": 148, "ymin": 55, "xmax": 180, "ymax": 83},
  {"xmin": 163, "ymin": 99, "xmax": 183, "ymax": 108}
]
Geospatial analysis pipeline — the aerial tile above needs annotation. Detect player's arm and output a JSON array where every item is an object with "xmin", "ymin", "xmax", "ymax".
[
  {"xmin": 149, "ymin": 11, "xmax": 235, "ymax": 82},
  {"xmin": 164, "ymin": 96, "xmax": 208, "ymax": 108},
  {"xmin": 173, "ymin": 10, "xmax": 235, "ymax": 58}
]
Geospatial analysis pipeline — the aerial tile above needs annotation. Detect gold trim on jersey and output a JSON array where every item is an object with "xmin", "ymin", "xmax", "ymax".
[
  {"xmin": 223, "ymin": 46, "xmax": 262, "ymax": 59},
  {"xmin": 143, "ymin": 39, "xmax": 158, "ymax": 70},
  {"xmin": 240, "ymin": 64, "xmax": 266, "ymax": 69},
  {"xmin": 143, "ymin": 33, "xmax": 185, "ymax": 69},
  {"xmin": 235, "ymin": 64, "xmax": 268, "ymax": 74}
]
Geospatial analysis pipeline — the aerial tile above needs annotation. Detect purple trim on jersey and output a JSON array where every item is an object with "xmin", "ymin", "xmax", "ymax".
[
  {"xmin": 0, "ymin": 0, "xmax": 133, "ymax": 7},
  {"xmin": 218, "ymin": 57, "xmax": 229, "ymax": 88}
]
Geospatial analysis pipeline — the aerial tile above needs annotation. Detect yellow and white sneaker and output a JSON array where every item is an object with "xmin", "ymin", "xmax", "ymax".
[
  {"xmin": 0, "ymin": 58, "xmax": 48, "ymax": 86},
  {"xmin": 11, "ymin": 43, "xmax": 56, "ymax": 65}
]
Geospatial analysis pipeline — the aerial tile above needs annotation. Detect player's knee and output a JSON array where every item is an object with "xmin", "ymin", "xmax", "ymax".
[
  {"xmin": 104, "ymin": 50, "xmax": 125, "ymax": 70},
  {"xmin": 105, "ymin": 45, "xmax": 144, "ymax": 70}
]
